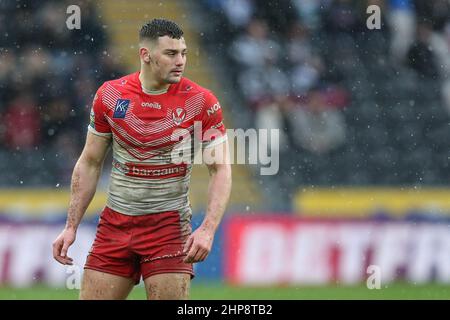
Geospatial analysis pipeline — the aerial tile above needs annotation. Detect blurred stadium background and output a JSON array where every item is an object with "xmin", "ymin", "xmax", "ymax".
[{"xmin": 1, "ymin": 0, "xmax": 450, "ymax": 299}]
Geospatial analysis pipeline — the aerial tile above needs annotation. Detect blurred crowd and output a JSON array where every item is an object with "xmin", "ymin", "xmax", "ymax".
[
  {"xmin": 0, "ymin": 0, "xmax": 124, "ymax": 186},
  {"xmin": 0, "ymin": 0, "xmax": 449, "ymax": 190},
  {"xmin": 204, "ymin": 0, "xmax": 353, "ymax": 156},
  {"xmin": 204, "ymin": 0, "xmax": 450, "ymax": 152},
  {"xmin": 201, "ymin": 0, "xmax": 450, "ymax": 189}
]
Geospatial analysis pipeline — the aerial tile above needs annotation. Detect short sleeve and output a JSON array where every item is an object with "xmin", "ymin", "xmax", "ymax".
[
  {"xmin": 88, "ymin": 84, "xmax": 112, "ymax": 137},
  {"xmin": 199, "ymin": 91, "xmax": 227, "ymax": 149}
]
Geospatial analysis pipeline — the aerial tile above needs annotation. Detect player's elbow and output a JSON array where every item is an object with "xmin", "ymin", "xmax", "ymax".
[
  {"xmin": 78, "ymin": 151, "xmax": 105, "ymax": 170},
  {"xmin": 214, "ymin": 163, "xmax": 232, "ymax": 184}
]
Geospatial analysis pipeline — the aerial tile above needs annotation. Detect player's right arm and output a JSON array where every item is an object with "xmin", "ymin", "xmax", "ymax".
[
  {"xmin": 52, "ymin": 132, "xmax": 111, "ymax": 265},
  {"xmin": 53, "ymin": 84, "xmax": 112, "ymax": 265}
]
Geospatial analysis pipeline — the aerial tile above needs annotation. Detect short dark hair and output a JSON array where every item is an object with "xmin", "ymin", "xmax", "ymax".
[{"xmin": 139, "ymin": 18, "xmax": 184, "ymax": 42}]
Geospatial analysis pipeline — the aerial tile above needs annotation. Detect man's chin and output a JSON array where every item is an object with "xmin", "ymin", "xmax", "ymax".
[{"xmin": 166, "ymin": 76, "xmax": 182, "ymax": 84}]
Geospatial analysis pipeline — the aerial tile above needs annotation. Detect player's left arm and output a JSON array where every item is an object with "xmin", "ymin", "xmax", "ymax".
[{"xmin": 183, "ymin": 139, "xmax": 232, "ymax": 263}]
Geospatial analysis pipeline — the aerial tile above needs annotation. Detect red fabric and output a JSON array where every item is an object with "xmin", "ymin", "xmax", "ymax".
[
  {"xmin": 196, "ymin": 89, "xmax": 226, "ymax": 143},
  {"xmin": 89, "ymin": 72, "xmax": 227, "ymax": 159},
  {"xmin": 85, "ymin": 207, "xmax": 194, "ymax": 284},
  {"xmin": 89, "ymin": 83, "xmax": 111, "ymax": 134}
]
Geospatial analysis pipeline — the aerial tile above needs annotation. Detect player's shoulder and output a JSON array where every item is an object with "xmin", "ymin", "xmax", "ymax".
[
  {"xmin": 175, "ymin": 77, "xmax": 216, "ymax": 99},
  {"xmin": 98, "ymin": 72, "xmax": 139, "ymax": 93}
]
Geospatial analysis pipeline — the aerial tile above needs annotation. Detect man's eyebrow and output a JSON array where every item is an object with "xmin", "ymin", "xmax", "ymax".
[{"xmin": 163, "ymin": 48, "xmax": 188, "ymax": 52}]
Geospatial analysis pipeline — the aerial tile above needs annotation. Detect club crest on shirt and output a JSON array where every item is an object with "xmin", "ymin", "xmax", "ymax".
[
  {"xmin": 113, "ymin": 99, "xmax": 130, "ymax": 119},
  {"xmin": 172, "ymin": 107, "xmax": 186, "ymax": 126}
]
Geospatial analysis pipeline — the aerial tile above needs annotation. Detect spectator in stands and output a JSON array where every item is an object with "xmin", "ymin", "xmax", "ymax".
[
  {"xmin": 408, "ymin": 22, "xmax": 439, "ymax": 79},
  {"xmin": 229, "ymin": 18, "xmax": 281, "ymax": 68},
  {"xmin": 3, "ymin": 93, "xmax": 41, "ymax": 151},
  {"xmin": 221, "ymin": 0, "xmax": 255, "ymax": 29},
  {"xmin": 286, "ymin": 22, "xmax": 326, "ymax": 105},
  {"xmin": 387, "ymin": 0, "xmax": 416, "ymax": 65},
  {"xmin": 291, "ymin": 0, "xmax": 322, "ymax": 31},
  {"xmin": 238, "ymin": 59, "xmax": 290, "ymax": 155},
  {"xmin": 288, "ymin": 89, "xmax": 347, "ymax": 155},
  {"xmin": 286, "ymin": 22, "xmax": 316, "ymax": 66},
  {"xmin": 407, "ymin": 17, "xmax": 450, "ymax": 120}
]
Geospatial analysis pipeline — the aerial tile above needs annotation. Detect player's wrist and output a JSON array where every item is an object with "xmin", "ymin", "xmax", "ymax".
[
  {"xmin": 64, "ymin": 223, "xmax": 78, "ymax": 232},
  {"xmin": 200, "ymin": 220, "xmax": 217, "ymax": 234}
]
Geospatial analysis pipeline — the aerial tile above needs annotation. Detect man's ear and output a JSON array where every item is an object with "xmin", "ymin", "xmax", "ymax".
[{"xmin": 139, "ymin": 47, "xmax": 151, "ymax": 63}]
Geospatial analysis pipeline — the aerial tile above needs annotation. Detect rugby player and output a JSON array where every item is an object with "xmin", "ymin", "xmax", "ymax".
[{"xmin": 52, "ymin": 18, "xmax": 232, "ymax": 300}]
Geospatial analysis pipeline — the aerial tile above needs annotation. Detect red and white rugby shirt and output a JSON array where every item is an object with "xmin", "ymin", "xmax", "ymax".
[{"xmin": 88, "ymin": 72, "xmax": 227, "ymax": 223}]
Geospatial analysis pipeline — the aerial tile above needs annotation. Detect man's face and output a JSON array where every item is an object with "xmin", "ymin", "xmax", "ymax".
[{"xmin": 142, "ymin": 36, "xmax": 187, "ymax": 84}]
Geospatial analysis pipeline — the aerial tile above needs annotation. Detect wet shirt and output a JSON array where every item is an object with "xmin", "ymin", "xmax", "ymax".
[{"xmin": 88, "ymin": 72, "xmax": 227, "ymax": 223}]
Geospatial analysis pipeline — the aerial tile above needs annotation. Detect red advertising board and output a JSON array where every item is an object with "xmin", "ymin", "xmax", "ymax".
[{"xmin": 224, "ymin": 215, "xmax": 450, "ymax": 285}]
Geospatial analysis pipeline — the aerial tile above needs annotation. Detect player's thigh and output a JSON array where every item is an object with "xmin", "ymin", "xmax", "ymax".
[
  {"xmin": 144, "ymin": 273, "xmax": 190, "ymax": 300},
  {"xmin": 80, "ymin": 269, "xmax": 135, "ymax": 300}
]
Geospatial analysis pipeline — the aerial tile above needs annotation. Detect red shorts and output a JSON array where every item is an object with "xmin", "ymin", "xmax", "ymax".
[{"xmin": 84, "ymin": 207, "xmax": 194, "ymax": 284}]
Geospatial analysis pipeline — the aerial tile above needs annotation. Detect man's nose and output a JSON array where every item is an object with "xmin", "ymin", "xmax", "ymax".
[{"xmin": 175, "ymin": 54, "xmax": 185, "ymax": 66}]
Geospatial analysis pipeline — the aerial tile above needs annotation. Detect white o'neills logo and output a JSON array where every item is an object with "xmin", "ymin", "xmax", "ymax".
[
  {"xmin": 141, "ymin": 102, "xmax": 161, "ymax": 109},
  {"xmin": 172, "ymin": 107, "xmax": 186, "ymax": 125}
]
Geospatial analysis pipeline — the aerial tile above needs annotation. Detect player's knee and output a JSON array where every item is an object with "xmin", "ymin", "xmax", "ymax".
[{"xmin": 145, "ymin": 274, "xmax": 190, "ymax": 300}]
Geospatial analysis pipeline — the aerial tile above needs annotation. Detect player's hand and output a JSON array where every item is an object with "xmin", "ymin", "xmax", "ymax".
[
  {"xmin": 52, "ymin": 228, "xmax": 76, "ymax": 265},
  {"xmin": 183, "ymin": 226, "xmax": 214, "ymax": 263}
]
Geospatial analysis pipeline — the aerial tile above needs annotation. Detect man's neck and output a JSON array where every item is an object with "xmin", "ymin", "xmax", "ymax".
[{"xmin": 139, "ymin": 69, "xmax": 170, "ymax": 93}]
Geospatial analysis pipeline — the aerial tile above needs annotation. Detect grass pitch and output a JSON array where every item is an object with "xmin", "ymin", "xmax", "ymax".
[{"xmin": 0, "ymin": 282, "xmax": 449, "ymax": 300}]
